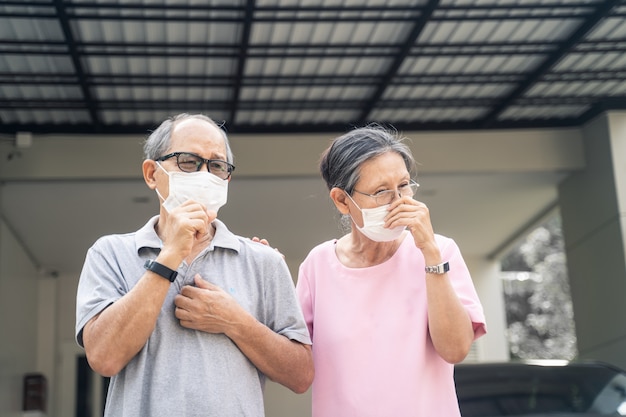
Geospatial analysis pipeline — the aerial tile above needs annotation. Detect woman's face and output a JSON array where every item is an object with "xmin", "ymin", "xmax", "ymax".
[{"xmin": 347, "ymin": 151, "xmax": 411, "ymax": 226}]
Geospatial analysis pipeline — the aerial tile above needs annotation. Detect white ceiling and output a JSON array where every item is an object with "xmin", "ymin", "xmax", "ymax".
[{"xmin": 0, "ymin": 172, "xmax": 565, "ymax": 276}]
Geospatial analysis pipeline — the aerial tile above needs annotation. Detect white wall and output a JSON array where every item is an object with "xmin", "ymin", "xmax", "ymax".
[
  {"xmin": 466, "ymin": 255, "xmax": 510, "ymax": 362},
  {"xmin": 0, "ymin": 218, "xmax": 43, "ymax": 417}
]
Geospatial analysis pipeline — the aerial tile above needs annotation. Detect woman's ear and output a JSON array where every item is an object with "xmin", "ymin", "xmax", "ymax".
[{"xmin": 330, "ymin": 187, "xmax": 350, "ymax": 215}]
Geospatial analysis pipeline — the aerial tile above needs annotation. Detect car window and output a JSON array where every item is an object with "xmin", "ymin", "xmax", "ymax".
[{"xmin": 455, "ymin": 362, "xmax": 626, "ymax": 416}]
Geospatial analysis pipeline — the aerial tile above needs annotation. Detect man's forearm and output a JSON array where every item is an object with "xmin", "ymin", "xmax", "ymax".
[{"xmin": 83, "ymin": 272, "xmax": 171, "ymax": 376}]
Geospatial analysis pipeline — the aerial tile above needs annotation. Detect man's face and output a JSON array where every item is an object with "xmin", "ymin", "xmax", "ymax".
[{"xmin": 155, "ymin": 119, "xmax": 229, "ymax": 198}]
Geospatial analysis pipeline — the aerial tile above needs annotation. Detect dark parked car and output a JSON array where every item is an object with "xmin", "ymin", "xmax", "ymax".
[{"xmin": 455, "ymin": 360, "xmax": 626, "ymax": 416}]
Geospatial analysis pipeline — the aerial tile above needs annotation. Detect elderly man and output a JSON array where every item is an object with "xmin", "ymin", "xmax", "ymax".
[{"xmin": 75, "ymin": 113, "xmax": 313, "ymax": 417}]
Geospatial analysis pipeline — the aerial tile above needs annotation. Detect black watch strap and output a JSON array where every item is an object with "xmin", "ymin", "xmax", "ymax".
[{"xmin": 144, "ymin": 260, "xmax": 178, "ymax": 282}]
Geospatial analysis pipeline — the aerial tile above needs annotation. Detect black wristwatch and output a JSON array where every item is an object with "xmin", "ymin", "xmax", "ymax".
[{"xmin": 144, "ymin": 260, "xmax": 178, "ymax": 282}]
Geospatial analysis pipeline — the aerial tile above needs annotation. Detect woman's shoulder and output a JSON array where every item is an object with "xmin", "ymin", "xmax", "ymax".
[{"xmin": 303, "ymin": 238, "xmax": 338, "ymax": 261}]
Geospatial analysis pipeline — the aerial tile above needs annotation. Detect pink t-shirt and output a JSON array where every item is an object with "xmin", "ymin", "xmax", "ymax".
[{"xmin": 296, "ymin": 233, "xmax": 486, "ymax": 417}]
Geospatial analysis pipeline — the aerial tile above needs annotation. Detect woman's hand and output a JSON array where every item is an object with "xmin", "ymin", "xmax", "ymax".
[
  {"xmin": 251, "ymin": 236, "xmax": 285, "ymax": 259},
  {"xmin": 385, "ymin": 196, "xmax": 437, "ymax": 253}
]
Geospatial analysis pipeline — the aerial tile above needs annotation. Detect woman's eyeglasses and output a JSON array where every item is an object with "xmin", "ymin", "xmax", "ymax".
[{"xmin": 352, "ymin": 181, "xmax": 420, "ymax": 206}]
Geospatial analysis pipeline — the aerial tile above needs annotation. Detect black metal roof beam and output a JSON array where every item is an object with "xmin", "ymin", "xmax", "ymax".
[
  {"xmin": 0, "ymin": 117, "xmax": 589, "ymax": 136},
  {"xmin": 0, "ymin": 12, "xmax": 594, "ymax": 23},
  {"xmin": 479, "ymin": 0, "xmax": 622, "ymax": 128},
  {"xmin": 5, "ymin": 38, "xmax": 622, "ymax": 50},
  {"xmin": 228, "ymin": 0, "xmax": 255, "ymax": 126},
  {"xmin": 0, "ymin": 39, "xmax": 566, "ymax": 54},
  {"xmin": 0, "ymin": 97, "xmax": 494, "ymax": 111},
  {"xmin": 3, "ymin": 67, "xmax": 622, "ymax": 88},
  {"xmin": 52, "ymin": 0, "xmax": 99, "ymax": 127},
  {"xmin": 6, "ymin": 94, "xmax": 625, "ymax": 111},
  {"xmin": 356, "ymin": 0, "xmax": 439, "ymax": 124},
  {"xmin": 578, "ymin": 97, "xmax": 626, "ymax": 123},
  {"xmin": 3, "ymin": 0, "xmax": 597, "ymax": 11},
  {"xmin": 0, "ymin": 2, "xmax": 599, "ymax": 21},
  {"xmin": 0, "ymin": 72, "xmax": 535, "ymax": 87}
]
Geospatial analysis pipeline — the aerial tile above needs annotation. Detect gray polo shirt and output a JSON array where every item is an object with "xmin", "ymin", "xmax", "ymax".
[{"xmin": 76, "ymin": 216, "xmax": 311, "ymax": 417}]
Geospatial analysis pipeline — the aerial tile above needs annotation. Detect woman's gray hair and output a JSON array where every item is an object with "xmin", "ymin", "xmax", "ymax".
[
  {"xmin": 319, "ymin": 124, "xmax": 416, "ymax": 194},
  {"xmin": 143, "ymin": 113, "xmax": 234, "ymax": 164}
]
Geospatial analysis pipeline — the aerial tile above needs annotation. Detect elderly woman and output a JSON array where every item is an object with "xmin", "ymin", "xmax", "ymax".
[{"xmin": 296, "ymin": 125, "xmax": 487, "ymax": 417}]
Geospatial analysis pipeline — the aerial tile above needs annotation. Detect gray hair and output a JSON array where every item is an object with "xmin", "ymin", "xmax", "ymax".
[
  {"xmin": 319, "ymin": 124, "xmax": 416, "ymax": 195},
  {"xmin": 143, "ymin": 113, "xmax": 234, "ymax": 164}
]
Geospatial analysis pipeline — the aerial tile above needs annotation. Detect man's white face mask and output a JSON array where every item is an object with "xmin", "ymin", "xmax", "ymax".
[
  {"xmin": 346, "ymin": 193, "xmax": 405, "ymax": 242},
  {"xmin": 155, "ymin": 162, "xmax": 228, "ymax": 213}
]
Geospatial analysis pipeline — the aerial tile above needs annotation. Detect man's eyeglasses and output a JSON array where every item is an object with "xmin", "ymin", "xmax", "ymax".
[
  {"xmin": 352, "ymin": 181, "xmax": 420, "ymax": 206},
  {"xmin": 155, "ymin": 152, "xmax": 235, "ymax": 180}
]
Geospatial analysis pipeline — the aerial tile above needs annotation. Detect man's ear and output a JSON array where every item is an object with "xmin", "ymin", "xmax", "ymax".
[
  {"xmin": 330, "ymin": 187, "xmax": 350, "ymax": 215},
  {"xmin": 142, "ymin": 159, "xmax": 158, "ymax": 190}
]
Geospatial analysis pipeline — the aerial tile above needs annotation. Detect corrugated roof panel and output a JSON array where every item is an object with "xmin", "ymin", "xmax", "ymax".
[
  {"xmin": 526, "ymin": 81, "xmax": 575, "ymax": 98},
  {"xmin": 237, "ymin": 108, "xmax": 357, "ymax": 125},
  {"xmin": 555, "ymin": 52, "xmax": 623, "ymax": 72},
  {"xmin": 1, "ymin": 17, "xmax": 63, "ymax": 42},
  {"xmin": 256, "ymin": 0, "xmax": 424, "ymax": 8},
  {"xmin": 373, "ymin": 106, "xmax": 487, "ymax": 123},
  {"xmin": 251, "ymin": 17, "xmax": 411, "ymax": 43},
  {"xmin": 500, "ymin": 105, "xmax": 589, "ymax": 121},
  {"xmin": 241, "ymin": 85, "xmax": 370, "ymax": 101},
  {"xmin": 0, "ymin": 54, "xmax": 74, "ymax": 74},
  {"xmin": 586, "ymin": 52, "xmax": 625, "ymax": 70},
  {"xmin": 0, "ymin": 109, "xmax": 91, "ymax": 125},
  {"xmin": 587, "ymin": 16, "xmax": 626, "ymax": 39},
  {"xmin": 300, "ymin": 109, "xmax": 359, "ymax": 124},
  {"xmin": 74, "ymin": 19, "xmax": 241, "ymax": 44},
  {"xmin": 1, "ymin": 84, "xmax": 83, "ymax": 101},
  {"xmin": 100, "ymin": 109, "xmax": 229, "ymax": 126},
  {"xmin": 84, "ymin": 56, "xmax": 236, "ymax": 76},
  {"xmin": 400, "ymin": 54, "xmax": 543, "ymax": 75},
  {"xmin": 94, "ymin": 86, "xmax": 232, "ymax": 101},
  {"xmin": 0, "ymin": 0, "xmax": 623, "ymax": 132},
  {"xmin": 245, "ymin": 57, "xmax": 387, "ymax": 76}
]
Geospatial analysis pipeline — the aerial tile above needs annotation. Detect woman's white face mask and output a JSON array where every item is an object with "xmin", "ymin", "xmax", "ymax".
[
  {"xmin": 346, "ymin": 193, "xmax": 405, "ymax": 242},
  {"xmin": 155, "ymin": 162, "xmax": 228, "ymax": 213}
]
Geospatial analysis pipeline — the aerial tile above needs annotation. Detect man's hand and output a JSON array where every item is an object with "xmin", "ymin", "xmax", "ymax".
[
  {"xmin": 174, "ymin": 275, "xmax": 243, "ymax": 335},
  {"xmin": 161, "ymin": 201, "xmax": 217, "ymax": 259}
]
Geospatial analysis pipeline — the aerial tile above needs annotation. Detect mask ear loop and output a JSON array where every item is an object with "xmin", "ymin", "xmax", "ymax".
[
  {"xmin": 154, "ymin": 161, "xmax": 170, "ymax": 208},
  {"xmin": 344, "ymin": 191, "xmax": 363, "ymax": 211},
  {"xmin": 155, "ymin": 188, "xmax": 166, "ymax": 203},
  {"xmin": 344, "ymin": 191, "xmax": 364, "ymax": 229}
]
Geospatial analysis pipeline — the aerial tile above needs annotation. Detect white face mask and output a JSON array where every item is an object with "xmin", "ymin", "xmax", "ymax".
[
  {"xmin": 346, "ymin": 194, "xmax": 405, "ymax": 242},
  {"xmin": 155, "ymin": 162, "xmax": 228, "ymax": 213}
]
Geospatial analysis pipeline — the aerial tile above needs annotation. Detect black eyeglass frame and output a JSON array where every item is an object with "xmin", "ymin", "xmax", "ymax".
[{"xmin": 155, "ymin": 152, "xmax": 235, "ymax": 179}]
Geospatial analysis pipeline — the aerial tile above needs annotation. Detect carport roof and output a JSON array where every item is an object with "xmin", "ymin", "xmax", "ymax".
[{"xmin": 1, "ymin": 0, "xmax": 625, "ymax": 135}]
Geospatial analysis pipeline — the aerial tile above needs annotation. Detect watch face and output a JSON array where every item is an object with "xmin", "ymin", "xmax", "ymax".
[{"xmin": 426, "ymin": 262, "xmax": 449, "ymax": 274}]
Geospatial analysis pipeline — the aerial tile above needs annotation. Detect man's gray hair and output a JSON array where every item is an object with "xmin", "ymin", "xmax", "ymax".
[{"xmin": 143, "ymin": 113, "xmax": 234, "ymax": 164}]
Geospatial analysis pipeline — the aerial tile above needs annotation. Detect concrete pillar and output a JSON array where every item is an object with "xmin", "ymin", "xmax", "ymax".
[{"xmin": 558, "ymin": 111, "xmax": 626, "ymax": 369}]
